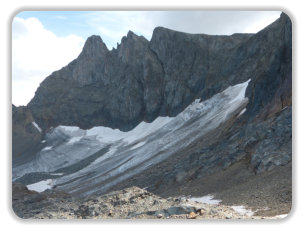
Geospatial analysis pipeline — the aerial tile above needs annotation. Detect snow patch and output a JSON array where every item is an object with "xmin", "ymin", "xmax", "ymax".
[
  {"xmin": 58, "ymin": 126, "xmax": 85, "ymax": 137},
  {"xmin": 32, "ymin": 121, "xmax": 42, "ymax": 133},
  {"xmin": 26, "ymin": 179, "xmax": 53, "ymax": 193},
  {"xmin": 42, "ymin": 146, "xmax": 53, "ymax": 151},
  {"xmin": 238, "ymin": 108, "xmax": 246, "ymax": 117},
  {"xmin": 273, "ymin": 214, "xmax": 288, "ymax": 219},
  {"xmin": 189, "ymin": 195, "xmax": 222, "ymax": 205},
  {"xmin": 231, "ymin": 206, "xmax": 254, "ymax": 216},
  {"xmin": 86, "ymin": 116, "xmax": 173, "ymax": 144},
  {"xmin": 228, "ymin": 79, "xmax": 251, "ymax": 104},
  {"xmin": 50, "ymin": 173, "xmax": 64, "ymax": 176},
  {"xmin": 86, "ymin": 126, "xmax": 126, "ymax": 143},
  {"xmin": 59, "ymin": 126, "xmax": 80, "ymax": 133},
  {"xmin": 67, "ymin": 136, "xmax": 83, "ymax": 145}
]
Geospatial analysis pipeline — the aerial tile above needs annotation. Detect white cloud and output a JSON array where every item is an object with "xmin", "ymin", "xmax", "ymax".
[{"xmin": 12, "ymin": 17, "xmax": 85, "ymax": 106}]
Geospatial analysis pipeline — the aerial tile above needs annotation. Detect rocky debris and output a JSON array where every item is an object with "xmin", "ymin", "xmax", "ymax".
[
  {"xmin": 188, "ymin": 211, "xmax": 198, "ymax": 219},
  {"xmin": 247, "ymin": 107, "xmax": 292, "ymax": 173},
  {"xmin": 13, "ymin": 185, "xmax": 274, "ymax": 219},
  {"xmin": 12, "ymin": 183, "xmax": 71, "ymax": 218}
]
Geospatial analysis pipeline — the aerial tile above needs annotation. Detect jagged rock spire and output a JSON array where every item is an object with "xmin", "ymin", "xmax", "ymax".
[{"xmin": 80, "ymin": 35, "xmax": 109, "ymax": 58}]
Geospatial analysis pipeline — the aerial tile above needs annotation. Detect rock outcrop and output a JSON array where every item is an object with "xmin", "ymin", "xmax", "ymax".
[{"xmin": 12, "ymin": 105, "xmax": 44, "ymax": 165}]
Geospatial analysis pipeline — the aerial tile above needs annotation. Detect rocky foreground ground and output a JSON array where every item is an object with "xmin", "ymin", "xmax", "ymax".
[{"xmin": 12, "ymin": 183, "xmax": 287, "ymax": 220}]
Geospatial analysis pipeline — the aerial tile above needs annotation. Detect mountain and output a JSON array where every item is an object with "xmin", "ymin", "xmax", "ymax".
[
  {"xmin": 26, "ymin": 13, "xmax": 291, "ymax": 132},
  {"xmin": 12, "ymin": 13, "xmax": 292, "ymax": 218}
]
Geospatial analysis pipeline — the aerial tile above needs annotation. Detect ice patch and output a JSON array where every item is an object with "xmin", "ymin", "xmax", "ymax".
[
  {"xmin": 231, "ymin": 206, "xmax": 254, "ymax": 216},
  {"xmin": 238, "ymin": 108, "xmax": 246, "ymax": 117},
  {"xmin": 86, "ymin": 126, "xmax": 126, "ymax": 143},
  {"xmin": 58, "ymin": 126, "xmax": 85, "ymax": 137},
  {"xmin": 228, "ymin": 79, "xmax": 251, "ymax": 104},
  {"xmin": 91, "ymin": 145, "xmax": 119, "ymax": 165},
  {"xmin": 86, "ymin": 116, "xmax": 173, "ymax": 144},
  {"xmin": 32, "ymin": 121, "xmax": 42, "ymax": 133},
  {"xmin": 189, "ymin": 195, "xmax": 222, "ymax": 205},
  {"xmin": 42, "ymin": 146, "xmax": 53, "ymax": 151},
  {"xmin": 124, "ymin": 117, "xmax": 174, "ymax": 143},
  {"xmin": 41, "ymin": 140, "xmax": 46, "ymax": 143},
  {"xmin": 26, "ymin": 179, "xmax": 53, "ymax": 193},
  {"xmin": 67, "ymin": 136, "xmax": 83, "ymax": 145},
  {"xmin": 59, "ymin": 126, "xmax": 80, "ymax": 133},
  {"xmin": 130, "ymin": 141, "xmax": 146, "ymax": 150},
  {"xmin": 273, "ymin": 214, "xmax": 288, "ymax": 219},
  {"xmin": 50, "ymin": 173, "xmax": 64, "ymax": 176}
]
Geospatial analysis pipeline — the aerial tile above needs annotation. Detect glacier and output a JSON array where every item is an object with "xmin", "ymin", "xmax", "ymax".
[{"xmin": 13, "ymin": 80, "xmax": 250, "ymax": 196}]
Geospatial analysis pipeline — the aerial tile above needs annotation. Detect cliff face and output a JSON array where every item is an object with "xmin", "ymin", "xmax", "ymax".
[
  {"xmin": 26, "ymin": 13, "xmax": 291, "ymax": 132},
  {"xmin": 27, "ymin": 31, "xmax": 165, "ymax": 131},
  {"xmin": 12, "ymin": 105, "xmax": 44, "ymax": 164}
]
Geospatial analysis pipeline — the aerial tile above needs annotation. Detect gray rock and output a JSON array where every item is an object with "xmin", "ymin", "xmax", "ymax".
[{"xmin": 12, "ymin": 106, "xmax": 44, "ymax": 165}]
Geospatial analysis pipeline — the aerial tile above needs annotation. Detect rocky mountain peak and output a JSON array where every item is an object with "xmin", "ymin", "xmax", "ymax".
[
  {"xmin": 119, "ymin": 30, "xmax": 142, "ymax": 45},
  {"xmin": 117, "ymin": 30, "xmax": 149, "ymax": 63},
  {"xmin": 65, "ymin": 35, "xmax": 110, "ymax": 86},
  {"xmin": 150, "ymin": 27, "xmax": 174, "ymax": 43},
  {"xmin": 126, "ymin": 30, "xmax": 136, "ymax": 38},
  {"xmin": 80, "ymin": 35, "xmax": 108, "ymax": 59}
]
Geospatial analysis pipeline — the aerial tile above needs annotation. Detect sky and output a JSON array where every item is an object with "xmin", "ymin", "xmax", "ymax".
[{"xmin": 12, "ymin": 11, "xmax": 281, "ymax": 106}]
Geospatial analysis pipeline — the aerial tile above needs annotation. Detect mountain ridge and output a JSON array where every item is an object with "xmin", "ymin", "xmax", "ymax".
[
  {"xmin": 26, "ymin": 18, "xmax": 262, "ymax": 131},
  {"xmin": 27, "ymin": 13, "xmax": 290, "ymax": 133}
]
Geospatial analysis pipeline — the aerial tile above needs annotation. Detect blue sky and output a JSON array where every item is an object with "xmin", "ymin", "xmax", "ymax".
[
  {"xmin": 13, "ymin": 11, "xmax": 281, "ymax": 106},
  {"xmin": 16, "ymin": 11, "xmax": 95, "ymax": 39}
]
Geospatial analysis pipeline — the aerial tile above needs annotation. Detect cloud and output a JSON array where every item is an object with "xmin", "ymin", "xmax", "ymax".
[
  {"xmin": 12, "ymin": 17, "xmax": 85, "ymax": 106},
  {"xmin": 83, "ymin": 11, "xmax": 281, "ymax": 49},
  {"xmin": 242, "ymin": 12, "xmax": 283, "ymax": 33},
  {"xmin": 155, "ymin": 11, "xmax": 281, "ymax": 35}
]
